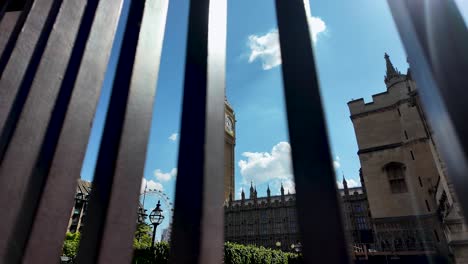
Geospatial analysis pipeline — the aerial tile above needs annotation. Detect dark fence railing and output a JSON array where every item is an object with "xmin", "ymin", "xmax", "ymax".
[{"xmin": 0, "ymin": 0, "xmax": 466, "ymax": 263}]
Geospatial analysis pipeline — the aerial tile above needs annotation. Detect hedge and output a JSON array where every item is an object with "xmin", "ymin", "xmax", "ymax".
[
  {"xmin": 133, "ymin": 242, "xmax": 170, "ymax": 264},
  {"xmin": 133, "ymin": 242, "xmax": 302, "ymax": 264}
]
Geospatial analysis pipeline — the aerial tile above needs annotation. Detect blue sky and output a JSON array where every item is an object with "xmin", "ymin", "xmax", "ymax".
[{"xmin": 80, "ymin": 0, "xmax": 468, "ymax": 240}]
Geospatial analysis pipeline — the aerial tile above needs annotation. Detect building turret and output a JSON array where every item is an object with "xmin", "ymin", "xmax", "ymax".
[
  {"xmin": 359, "ymin": 168, "xmax": 367, "ymax": 195},
  {"xmin": 384, "ymin": 53, "xmax": 402, "ymax": 86},
  {"xmin": 241, "ymin": 188, "xmax": 245, "ymax": 205},
  {"xmin": 281, "ymin": 183, "xmax": 285, "ymax": 202},
  {"xmin": 343, "ymin": 174, "xmax": 349, "ymax": 197},
  {"xmin": 249, "ymin": 181, "xmax": 255, "ymax": 199},
  {"xmin": 228, "ymin": 190, "xmax": 233, "ymax": 206},
  {"xmin": 253, "ymin": 187, "xmax": 258, "ymax": 204}
]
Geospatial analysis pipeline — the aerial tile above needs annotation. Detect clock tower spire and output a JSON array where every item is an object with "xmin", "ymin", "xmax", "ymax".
[{"xmin": 224, "ymin": 97, "xmax": 236, "ymax": 201}]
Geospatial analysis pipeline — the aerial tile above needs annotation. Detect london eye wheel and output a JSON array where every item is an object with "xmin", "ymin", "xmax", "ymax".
[{"xmin": 139, "ymin": 188, "xmax": 174, "ymax": 225}]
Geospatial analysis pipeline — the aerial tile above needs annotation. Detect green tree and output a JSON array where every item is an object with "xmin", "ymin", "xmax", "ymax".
[
  {"xmin": 133, "ymin": 223, "xmax": 153, "ymax": 249},
  {"xmin": 62, "ymin": 231, "xmax": 80, "ymax": 258}
]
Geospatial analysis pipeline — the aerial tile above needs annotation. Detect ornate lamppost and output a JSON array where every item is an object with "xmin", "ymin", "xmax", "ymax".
[
  {"xmin": 137, "ymin": 207, "xmax": 148, "ymax": 224},
  {"xmin": 149, "ymin": 200, "xmax": 164, "ymax": 248},
  {"xmin": 275, "ymin": 241, "xmax": 282, "ymax": 250},
  {"xmin": 290, "ymin": 242, "xmax": 302, "ymax": 253}
]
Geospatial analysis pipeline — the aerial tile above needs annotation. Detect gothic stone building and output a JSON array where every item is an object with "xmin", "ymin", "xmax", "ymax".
[
  {"xmin": 225, "ymin": 180, "xmax": 374, "ymax": 252},
  {"xmin": 67, "ymin": 179, "xmax": 91, "ymax": 233},
  {"xmin": 225, "ymin": 184, "xmax": 299, "ymax": 251},
  {"xmin": 348, "ymin": 53, "xmax": 455, "ymax": 261},
  {"xmin": 224, "ymin": 99, "xmax": 236, "ymax": 201},
  {"xmin": 340, "ymin": 172, "xmax": 374, "ymax": 249}
]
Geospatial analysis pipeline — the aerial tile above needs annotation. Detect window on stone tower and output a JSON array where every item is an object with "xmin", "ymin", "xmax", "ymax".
[{"xmin": 384, "ymin": 162, "xmax": 408, "ymax": 194}]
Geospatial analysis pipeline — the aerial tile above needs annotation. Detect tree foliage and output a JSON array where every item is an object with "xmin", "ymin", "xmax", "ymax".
[
  {"xmin": 132, "ymin": 242, "xmax": 302, "ymax": 264},
  {"xmin": 62, "ymin": 227, "xmax": 302, "ymax": 264},
  {"xmin": 133, "ymin": 242, "xmax": 170, "ymax": 264},
  {"xmin": 133, "ymin": 223, "xmax": 153, "ymax": 249},
  {"xmin": 62, "ymin": 232, "xmax": 81, "ymax": 258}
]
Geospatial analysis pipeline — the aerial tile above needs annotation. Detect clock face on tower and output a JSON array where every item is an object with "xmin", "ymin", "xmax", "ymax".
[{"xmin": 225, "ymin": 114, "xmax": 233, "ymax": 134}]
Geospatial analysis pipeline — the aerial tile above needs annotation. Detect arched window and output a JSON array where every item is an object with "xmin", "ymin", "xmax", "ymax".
[{"xmin": 384, "ymin": 162, "xmax": 408, "ymax": 193}]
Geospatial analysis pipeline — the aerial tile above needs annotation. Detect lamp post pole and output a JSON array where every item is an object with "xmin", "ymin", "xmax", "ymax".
[
  {"xmin": 149, "ymin": 200, "xmax": 164, "ymax": 249},
  {"xmin": 151, "ymin": 222, "xmax": 158, "ymax": 248}
]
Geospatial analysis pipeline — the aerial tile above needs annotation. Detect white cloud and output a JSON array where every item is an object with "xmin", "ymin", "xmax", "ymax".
[
  {"xmin": 169, "ymin": 133, "xmax": 178, "ymax": 141},
  {"xmin": 154, "ymin": 168, "xmax": 177, "ymax": 182},
  {"xmin": 248, "ymin": 30, "xmax": 282, "ymax": 70},
  {"xmin": 238, "ymin": 141, "xmax": 293, "ymax": 185},
  {"xmin": 333, "ymin": 156, "xmax": 341, "ymax": 169},
  {"xmin": 282, "ymin": 179, "xmax": 296, "ymax": 194},
  {"xmin": 247, "ymin": 0, "xmax": 326, "ymax": 70},
  {"xmin": 141, "ymin": 178, "xmax": 163, "ymax": 193},
  {"xmin": 336, "ymin": 179, "xmax": 360, "ymax": 189},
  {"xmin": 238, "ymin": 141, "xmax": 296, "ymax": 195}
]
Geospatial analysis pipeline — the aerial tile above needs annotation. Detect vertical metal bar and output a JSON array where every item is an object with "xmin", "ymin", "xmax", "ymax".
[
  {"xmin": 0, "ymin": 0, "xmax": 13, "ymax": 23},
  {"xmin": 0, "ymin": 8, "xmax": 20, "ymax": 57},
  {"xmin": 388, "ymin": 0, "xmax": 468, "ymax": 219},
  {"xmin": 0, "ymin": 0, "xmax": 33, "ymax": 70},
  {"xmin": 274, "ymin": 0, "xmax": 350, "ymax": 263},
  {"xmin": 21, "ymin": 0, "xmax": 124, "ymax": 263},
  {"xmin": 169, "ymin": 0, "xmax": 226, "ymax": 262},
  {"xmin": 75, "ymin": 0, "xmax": 168, "ymax": 263},
  {"xmin": 0, "ymin": 0, "xmax": 62, "ymax": 161},
  {"xmin": 0, "ymin": 0, "xmax": 93, "ymax": 262}
]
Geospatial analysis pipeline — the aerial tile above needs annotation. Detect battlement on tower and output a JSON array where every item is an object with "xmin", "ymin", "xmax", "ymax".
[{"xmin": 348, "ymin": 75, "xmax": 412, "ymax": 117}]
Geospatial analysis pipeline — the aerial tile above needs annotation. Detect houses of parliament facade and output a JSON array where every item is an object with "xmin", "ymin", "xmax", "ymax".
[
  {"xmin": 67, "ymin": 54, "xmax": 467, "ymax": 263},
  {"xmin": 223, "ymin": 54, "xmax": 468, "ymax": 263}
]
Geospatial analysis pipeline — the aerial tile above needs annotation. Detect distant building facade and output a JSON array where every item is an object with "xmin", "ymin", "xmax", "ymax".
[
  {"xmin": 347, "ymin": 53, "xmax": 461, "ymax": 261},
  {"xmin": 340, "ymin": 172, "xmax": 374, "ymax": 248},
  {"xmin": 68, "ymin": 179, "xmax": 144, "ymax": 233},
  {"xmin": 161, "ymin": 225, "xmax": 172, "ymax": 243},
  {"xmin": 224, "ymin": 184, "xmax": 300, "ymax": 251},
  {"xmin": 225, "ymin": 181, "xmax": 373, "ymax": 252},
  {"xmin": 67, "ymin": 180, "xmax": 91, "ymax": 233}
]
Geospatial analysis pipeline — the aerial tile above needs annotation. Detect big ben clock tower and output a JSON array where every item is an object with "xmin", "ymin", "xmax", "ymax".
[{"xmin": 224, "ymin": 98, "xmax": 236, "ymax": 201}]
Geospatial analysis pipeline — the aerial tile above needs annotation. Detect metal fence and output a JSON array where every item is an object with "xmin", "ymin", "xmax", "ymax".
[{"xmin": 0, "ymin": 0, "xmax": 466, "ymax": 263}]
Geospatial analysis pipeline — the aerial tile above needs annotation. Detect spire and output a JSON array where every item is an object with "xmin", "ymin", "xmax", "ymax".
[
  {"xmin": 267, "ymin": 185, "xmax": 271, "ymax": 197},
  {"xmin": 250, "ymin": 181, "xmax": 255, "ymax": 199},
  {"xmin": 342, "ymin": 172, "xmax": 349, "ymax": 196},
  {"xmin": 241, "ymin": 188, "xmax": 245, "ymax": 200},
  {"xmin": 280, "ymin": 183, "xmax": 285, "ymax": 202},
  {"xmin": 384, "ymin": 53, "xmax": 401, "ymax": 84}
]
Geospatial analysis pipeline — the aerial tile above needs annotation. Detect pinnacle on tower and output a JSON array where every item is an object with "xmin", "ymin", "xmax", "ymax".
[
  {"xmin": 342, "ymin": 172, "xmax": 348, "ymax": 187},
  {"xmin": 267, "ymin": 184, "xmax": 271, "ymax": 197},
  {"xmin": 250, "ymin": 181, "xmax": 255, "ymax": 199},
  {"xmin": 384, "ymin": 53, "xmax": 401, "ymax": 84},
  {"xmin": 280, "ymin": 183, "xmax": 285, "ymax": 202},
  {"xmin": 342, "ymin": 172, "xmax": 350, "ymax": 196}
]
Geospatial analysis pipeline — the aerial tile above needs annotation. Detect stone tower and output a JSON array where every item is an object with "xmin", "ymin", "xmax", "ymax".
[
  {"xmin": 348, "ymin": 53, "xmax": 448, "ymax": 256},
  {"xmin": 224, "ymin": 98, "xmax": 236, "ymax": 201}
]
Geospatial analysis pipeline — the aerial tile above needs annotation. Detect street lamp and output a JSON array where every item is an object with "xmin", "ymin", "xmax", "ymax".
[
  {"xmin": 275, "ymin": 241, "xmax": 281, "ymax": 250},
  {"xmin": 291, "ymin": 242, "xmax": 302, "ymax": 253},
  {"xmin": 149, "ymin": 200, "xmax": 164, "ymax": 248},
  {"xmin": 137, "ymin": 207, "xmax": 148, "ymax": 223}
]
